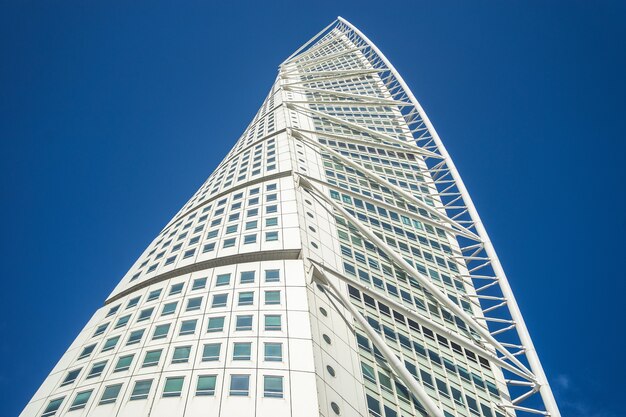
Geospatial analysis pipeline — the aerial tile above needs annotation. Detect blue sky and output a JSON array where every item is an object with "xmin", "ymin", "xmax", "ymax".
[{"xmin": 1, "ymin": 1, "xmax": 624, "ymax": 416}]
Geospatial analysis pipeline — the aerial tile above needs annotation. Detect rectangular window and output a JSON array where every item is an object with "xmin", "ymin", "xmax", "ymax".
[
  {"xmin": 226, "ymin": 224, "xmax": 238, "ymax": 234},
  {"xmin": 161, "ymin": 301, "xmax": 177, "ymax": 316},
  {"xmin": 264, "ymin": 375, "xmax": 283, "ymax": 398},
  {"xmin": 212, "ymin": 293, "xmax": 228, "ymax": 308},
  {"xmin": 229, "ymin": 375, "xmax": 250, "ymax": 396},
  {"xmin": 238, "ymin": 291, "xmax": 254, "ymax": 306},
  {"xmin": 265, "ymin": 231, "xmax": 279, "ymax": 241},
  {"xmin": 101, "ymin": 336, "xmax": 119, "ymax": 352},
  {"xmin": 207, "ymin": 316, "xmax": 225, "ymax": 332},
  {"xmin": 87, "ymin": 361, "xmax": 107, "ymax": 379},
  {"xmin": 114, "ymin": 354, "xmax": 134, "ymax": 372},
  {"xmin": 179, "ymin": 319, "xmax": 197, "ymax": 336},
  {"xmin": 265, "ymin": 217, "xmax": 278, "ymax": 227},
  {"xmin": 137, "ymin": 307, "xmax": 154, "ymax": 322},
  {"xmin": 169, "ymin": 283, "xmax": 184, "ymax": 295},
  {"xmin": 202, "ymin": 343, "xmax": 221, "ymax": 361},
  {"xmin": 265, "ymin": 269, "xmax": 280, "ymax": 282},
  {"xmin": 183, "ymin": 249, "xmax": 195, "ymax": 259},
  {"xmin": 78, "ymin": 344, "xmax": 95, "ymax": 359},
  {"xmin": 69, "ymin": 390, "xmax": 92, "ymax": 411},
  {"xmin": 240, "ymin": 271, "xmax": 255, "ymax": 284},
  {"xmin": 186, "ymin": 297, "xmax": 202, "ymax": 311},
  {"xmin": 106, "ymin": 305, "xmax": 119, "ymax": 317},
  {"xmin": 264, "ymin": 343, "xmax": 282, "ymax": 362},
  {"xmin": 192, "ymin": 277, "xmax": 207, "ymax": 290},
  {"xmin": 264, "ymin": 315, "xmax": 281, "ymax": 331},
  {"xmin": 266, "ymin": 205, "xmax": 277, "ymax": 214},
  {"xmin": 196, "ymin": 375, "xmax": 217, "ymax": 396},
  {"xmin": 126, "ymin": 296, "xmax": 140, "ymax": 309},
  {"xmin": 245, "ymin": 220, "xmax": 257, "ymax": 230},
  {"xmin": 99, "ymin": 383, "xmax": 122, "ymax": 405},
  {"xmin": 215, "ymin": 273, "xmax": 230, "ymax": 286},
  {"xmin": 61, "ymin": 368, "xmax": 81, "ymax": 386},
  {"xmin": 130, "ymin": 379, "xmax": 153, "ymax": 401},
  {"xmin": 163, "ymin": 377, "xmax": 184, "ymax": 397},
  {"xmin": 142, "ymin": 350, "xmax": 162, "ymax": 367},
  {"xmin": 172, "ymin": 346, "xmax": 192, "ymax": 363},
  {"xmin": 147, "ymin": 289, "xmax": 162, "ymax": 301},
  {"xmin": 235, "ymin": 315, "xmax": 253, "ymax": 331},
  {"xmin": 243, "ymin": 234, "xmax": 257, "ymax": 244},
  {"xmin": 233, "ymin": 342, "xmax": 252, "ymax": 360},
  {"xmin": 152, "ymin": 323, "xmax": 170, "ymax": 340},
  {"xmin": 203, "ymin": 242, "xmax": 215, "ymax": 252},
  {"xmin": 223, "ymin": 238, "xmax": 236, "ymax": 248},
  {"xmin": 126, "ymin": 329, "xmax": 145, "ymax": 345},
  {"xmin": 93, "ymin": 323, "xmax": 109, "ymax": 337},
  {"xmin": 264, "ymin": 290, "xmax": 280, "ymax": 305},
  {"xmin": 42, "ymin": 398, "xmax": 64, "ymax": 417}
]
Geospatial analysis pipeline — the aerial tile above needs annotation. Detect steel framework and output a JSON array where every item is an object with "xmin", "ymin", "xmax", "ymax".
[{"xmin": 281, "ymin": 17, "xmax": 560, "ymax": 417}]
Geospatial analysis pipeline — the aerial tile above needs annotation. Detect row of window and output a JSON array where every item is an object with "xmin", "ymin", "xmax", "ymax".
[
  {"xmin": 44, "ymin": 374, "xmax": 284, "ymax": 416},
  {"xmin": 111, "ymin": 269, "xmax": 282, "ymax": 320},
  {"xmin": 103, "ymin": 290, "xmax": 282, "ymax": 333},
  {"xmin": 83, "ymin": 314, "xmax": 284, "ymax": 361},
  {"xmin": 64, "ymin": 342, "xmax": 284, "ymax": 387}
]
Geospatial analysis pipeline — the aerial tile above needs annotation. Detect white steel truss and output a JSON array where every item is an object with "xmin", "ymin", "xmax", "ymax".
[{"xmin": 282, "ymin": 17, "xmax": 560, "ymax": 417}]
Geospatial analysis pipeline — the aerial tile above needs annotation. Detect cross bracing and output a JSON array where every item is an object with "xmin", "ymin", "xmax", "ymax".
[{"xmin": 283, "ymin": 17, "xmax": 560, "ymax": 417}]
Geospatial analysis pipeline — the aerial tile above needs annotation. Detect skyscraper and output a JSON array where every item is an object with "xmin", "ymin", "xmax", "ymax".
[{"xmin": 21, "ymin": 17, "xmax": 560, "ymax": 417}]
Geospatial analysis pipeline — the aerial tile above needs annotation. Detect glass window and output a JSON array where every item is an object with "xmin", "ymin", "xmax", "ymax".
[
  {"xmin": 244, "ymin": 234, "xmax": 257, "ymax": 244},
  {"xmin": 238, "ymin": 291, "xmax": 254, "ymax": 306},
  {"xmin": 114, "ymin": 355, "xmax": 133, "ymax": 372},
  {"xmin": 101, "ymin": 336, "xmax": 119, "ymax": 352},
  {"xmin": 264, "ymin": 315, "xmax": 281, "ymax": 331},
  {"xmin": 163, "ymin": 377, "xmax": 184, "ymax": 398},
  {"xmin": 172, "ymin": 346, "xmax": 191, "ymax": 363},
  {"xmin": 265, "ymin": 269, "xmax": 280, "ymax": 282},
  {"xmin": 130, "ymin": 379, "xmax": 152, "ymax": 401},
  {"xmin": 196, "ymin": 375, "xmax": 217, "ymax": 396},
  {"xmin": 215, "ymin": 273, "xmax": 230, "ymax": 286},
  {"xmin": 61, "ymin": 368, "xmax": 81, "ymax": 386},
  {"xmin": 179, "ymin": 319, "xmax": 197, "ymax": 335},
  {"xmin": 69, "ymin": 390, "xmax": 92, "ymax": 411},
  {"xmin": 233, "ymin": 342, "xmax": 252, "ymax": 360},
  {"xmin": 192, "ymin": 277, "xmax": 207, "ymax": 290},
  {"xmin": 265, "ymin": 231, "xmax": 279, "ymax": 241},
  {"xmin": 212, "ymin": 293, "xmax": 228, "ymax": 308},
  {"xmin": 99, "ymin": 383, "xmax": 122, "ymax": 405},
  {"xmin": 126, "ymin": 329, "xmax": 145, "ymax": 345},
  {"xmin": 115, "ymin": 314, "xmax": 130, "ymax": 328},
  {"xmin": 265, "ymin": 290, "xmax": 280, "ymax": 305},
  {"xmin": 264, "ymin": 375, "xmax": 283, "ymax": 398},
  {"xmin": 264, "ymin": 343, "xmax": 282, "ymax": 362},
  {"xmin": 240, "ymin": 271, "xmax": 255, "ymax": 284},
  {"xmin": 207, "ymin": 316, "xmax": 225, "ymax": 332},
  {"xmin": 229, "ymin": 375, "xmax": 250, "ymax": 396},
  {"xmin": 93, "ymin": 323, "xmax": 109, "ymax": 337},
  {"xmin": 106, "ymin": 305, "xmax": 120, "ymax": 317},
  {"xmin": 126, "ymin": 296, "xmax": 140, "ymax": 309},
  {"xmin": 245, "ymin": 220, "xmax": 257, "ymax": 230},
  {"xmin": 78, "ymin": 344, "xmax": 95, "ymax": 359},
  {"xmin": 236, "ymin": 315, "xmax": 253, "ymax": 331},
  {"xmin": 147, "ymin": 289, "xmax": 162, "ymax": 301},
  {"xmin": 137, "ymin": 307, "xmax": 154, "ymax": 322},
  {"xmin": 87, "ymin": 361, "xmax": 106, "ymax": 379},
  {"xmin": 169, "ymin": 283, "xmax": 184, "ymax": 295},
  {"xmin": 142, "ymin": 350, "xmax": 162, "ymax": 367},
  {"xmin": 153, "ymin": 323, "xmax": 170, "ymax": 340},
  {"xmin": 223, "ymin": 238, "xmax": 236, "ymax": 248},
  {"xmin": 42, "ymin": 397, "xmax": 64, "ymax": 417},
  {"xmin": 202, "ymin": 343, "xmax": 221, "ymax": 361},
  {"xmin": 266, "ymin": 217, "xmax": 278, "ymax": 227},
  {"xmin": 186, "ymin": 297, "xmax": 202, "ymax": 311},
  {"xmin": 161, "ymin": 301, "xmax": 177, "ymax": 316}
]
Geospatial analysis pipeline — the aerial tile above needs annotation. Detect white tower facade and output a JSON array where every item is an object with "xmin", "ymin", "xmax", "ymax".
[{"xmin": 21, "ymin": 18, "xmax": 560, "ymax": 417}]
